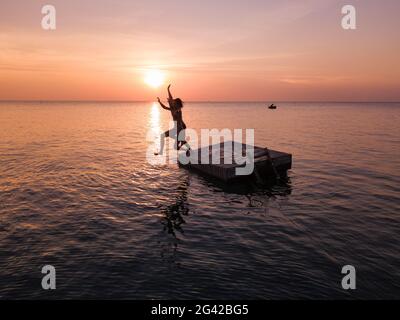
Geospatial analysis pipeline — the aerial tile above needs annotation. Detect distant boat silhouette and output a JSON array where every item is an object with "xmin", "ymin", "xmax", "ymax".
[{"xmin": 268, "ymin": 104, "xmax": 277, "ymax": 109}]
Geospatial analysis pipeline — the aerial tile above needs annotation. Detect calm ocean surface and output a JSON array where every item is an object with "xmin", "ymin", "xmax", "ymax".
[{"xmin": 0, "ymin": 102, "xmax": 399, "ymax": 299}]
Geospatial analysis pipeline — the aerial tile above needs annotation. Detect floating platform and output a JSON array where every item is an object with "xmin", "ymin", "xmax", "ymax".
[{"xmin": 179, "ymin": 141, "xmax": 292, "ymax": 182}]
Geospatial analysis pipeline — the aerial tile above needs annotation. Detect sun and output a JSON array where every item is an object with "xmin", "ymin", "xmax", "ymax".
[{"xmin": 144, "ymin": 69, "xmax": 165, "ymax": 88}]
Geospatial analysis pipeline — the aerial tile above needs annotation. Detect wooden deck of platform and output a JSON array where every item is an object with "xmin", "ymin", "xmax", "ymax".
[{"xmin": 179, "ymin": 141, "xmax": 292, "ymax": 182}]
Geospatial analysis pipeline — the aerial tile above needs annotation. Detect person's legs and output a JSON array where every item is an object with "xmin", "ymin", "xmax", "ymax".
[
  {"xmin": 177, "ymin": 140, "xmax": 187, "ymax": 150},
  {"xmin": 177, "ymin": 128, "xmax": 191, "ymax": 154},
  {"xmin": 155, "ymin": 130, "xmax": 170, "ymax": 155},
  {"xmin": 168, "ymin": 127, "xmax": 178, "ymax": 151}
]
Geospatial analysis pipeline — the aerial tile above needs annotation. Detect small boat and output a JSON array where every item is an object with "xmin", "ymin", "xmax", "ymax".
[{"xmin": 268, "ymin": 104, "xmax": 277, "ymax": 109}]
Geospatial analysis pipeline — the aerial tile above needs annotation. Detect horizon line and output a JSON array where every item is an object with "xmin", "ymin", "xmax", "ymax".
[{"xmin": 1, "ymin": 100, "xmax": 400, "ymax": 104}]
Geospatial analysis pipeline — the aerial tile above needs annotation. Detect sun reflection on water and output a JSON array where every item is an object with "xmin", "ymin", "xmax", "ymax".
[
  {"xmin": 146, "ymin": 102, "xmax": 163, "ymax": 162},
  {"xmin": 149, "ymin": 102, "xmax": 161, "ymax": 135}
]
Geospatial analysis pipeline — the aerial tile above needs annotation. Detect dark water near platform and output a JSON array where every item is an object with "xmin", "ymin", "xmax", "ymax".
[{"xmin": 0, "ymin": 102, "xmax": 399, "ymax": 299}]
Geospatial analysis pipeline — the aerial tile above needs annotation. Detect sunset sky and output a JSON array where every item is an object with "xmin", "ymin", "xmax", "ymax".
[{"xmin": 0, "ymin": 0, "xmax": 399, "ymax": 101}]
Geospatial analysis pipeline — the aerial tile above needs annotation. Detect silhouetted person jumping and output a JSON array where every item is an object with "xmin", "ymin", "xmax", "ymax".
[{"xmin": 155, "ymin": 85, "xmax": 190, "ymax": 155}]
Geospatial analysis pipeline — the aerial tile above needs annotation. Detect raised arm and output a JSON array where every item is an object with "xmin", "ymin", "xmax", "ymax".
[
  {"xmin": 157, "ymin": 97, "xmax": 170, "ymax": 110},
  {"xmin": 167, "ymin": 84, "xmax": 173, "ymax": 101}
]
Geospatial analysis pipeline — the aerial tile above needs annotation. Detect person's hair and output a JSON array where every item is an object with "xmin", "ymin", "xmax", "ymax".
[{"xmin": 174, "ymin": 98, "xmax": 183, "ymax": 109}]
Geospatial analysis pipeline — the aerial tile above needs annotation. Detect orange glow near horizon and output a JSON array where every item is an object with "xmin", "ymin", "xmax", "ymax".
[{"xmin": 0, "ymin": 1, "xmax": 399, "ymax": 101}]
